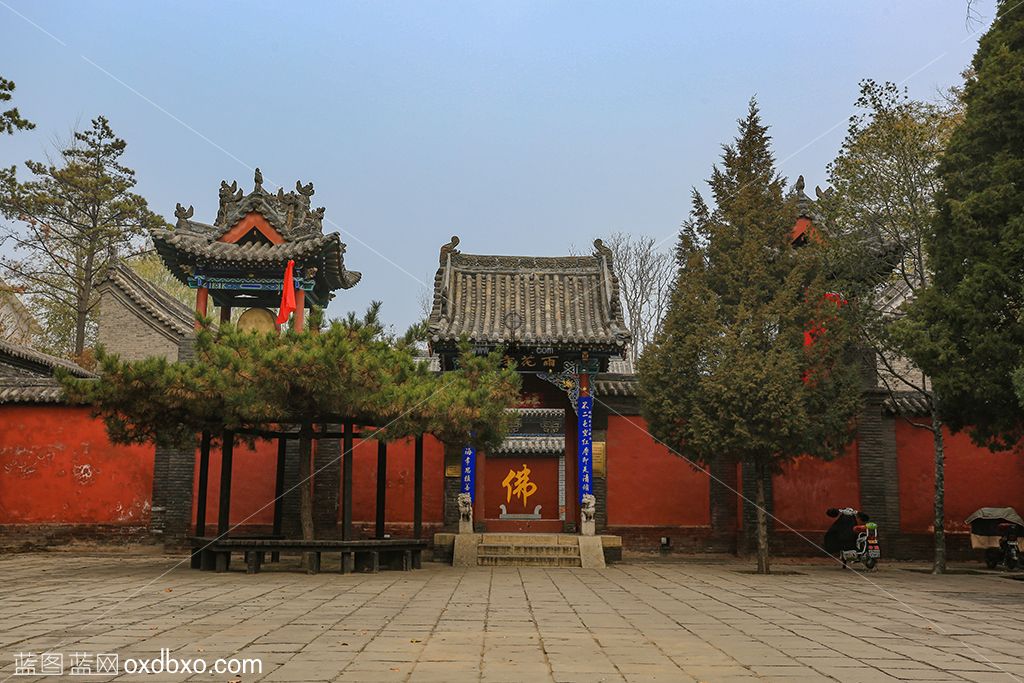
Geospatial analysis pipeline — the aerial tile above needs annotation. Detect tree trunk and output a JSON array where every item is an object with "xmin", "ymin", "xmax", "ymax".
[
  {"xmin": 298, "ymin": 422, "xmax": 315, "ymax": 572},
  {"xmin": 931, "ymin": 409, "xmax": 946, "ymax": 575},
  {"xmin": 75, "ymin": 239, "xmax": 97, "ymax": 357},
  {"xmin": 754, "ymin": 460, "xmax": 771, "ymax": 575}
]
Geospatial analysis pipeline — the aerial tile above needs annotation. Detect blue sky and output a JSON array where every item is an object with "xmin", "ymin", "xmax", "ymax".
[{"xmin": 0, "ymin": 1, "xmax": 995, "ymax": 330}]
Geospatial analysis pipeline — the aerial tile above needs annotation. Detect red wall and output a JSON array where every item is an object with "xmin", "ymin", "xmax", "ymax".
[
  {"xmin": 193, "ymin": 438, "xmax": 278, "ymax": 527},
  {"xmin": 606, "ymin": 415, "xmax": 710, "ymax": 526},
  {"xmin": 772, "ymin": 446, "xmax": 859, "ymax": 531},
  {"xmin": 11, "ymin": 402, "xmax": 1024, "ymax": 547},
  {"xmin": 194, "ymin": 434, "xmax": 447, "ymax": 529},
  {"xmin": 0, "ymin": 406, "xmax": 154, "ymax": 524},
  {"xmin": 349, "ymin": 435, "xmax": 445, "ymax": 524},
  {"xmin": 897, "ymin": 421, "xmax": 1024, "ymax": 533}
]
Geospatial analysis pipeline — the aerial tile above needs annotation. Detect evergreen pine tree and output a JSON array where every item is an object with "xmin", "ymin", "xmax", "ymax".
[
  {"xmin": 639, "ymin": 100, "xmax": 863, "ymax": 574},
  {"xmin": 0, "ymin": 116, "xmax": 165, "ymax": 359},
  {"xmin": 902, "ymin": 1, "xmax": 1024, "ymax": 449},
  {"xmin": 62, "ymin": 311, "xmax": 521, "ymax": 550}
]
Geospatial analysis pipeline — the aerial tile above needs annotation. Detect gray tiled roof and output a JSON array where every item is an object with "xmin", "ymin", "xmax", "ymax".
[
  {"xmin": 592, "ymin": 373, "xmax": 638, "ymax": 397},
  {"xmin": 152, "ymin": 229, "xmax": 361, "ymax": 292},
  {"xmin": 882, "ymin": 391, "xmax": 931, "ymax": 416},
  {"xmin": 0, "ymin": 339, "xmax": 95, "ymax": 378},
  {"xmin": 0, "ymin": 378, "xmax": 66, "ymax": 404},
  {"xmin": 427, "ymin": 237, "xmax": 631, "ymax": 350},
  {"xmin": 154, "ymin": 172, "xmax": 362, "ymax": 303},
  {"xmin": 0, "ymin": 339, "xmax": 95, "ymax": 404},
  {"xmin": 101, "ymin": 262, "xmax": 196, "ymax": 337}
]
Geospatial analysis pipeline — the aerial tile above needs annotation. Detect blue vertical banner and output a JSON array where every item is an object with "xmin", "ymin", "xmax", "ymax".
[
  {"xmin": 461, "ymin": 445, "xmax": 476, "ymax": 501},
  {"xmin": 577, "ymin": 395, "xmax": 593, "ymax": 501}
]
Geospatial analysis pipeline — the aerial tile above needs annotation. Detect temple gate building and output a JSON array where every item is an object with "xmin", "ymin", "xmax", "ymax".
[{"xmin": 427, "ymin": 236, "xmax": 631, "ymax": 535}]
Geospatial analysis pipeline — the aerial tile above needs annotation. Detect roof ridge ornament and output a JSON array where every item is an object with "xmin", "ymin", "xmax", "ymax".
[
  {"xmin": 254, "ymin": 167, "xmax": 264, "ymax": 193},
  {"xmin": 439, "ymin": 235, "xmax": 460, "ymax": 265},
  {"xmin": 174, "ymin": 203, "xmax": 194, "ymax": 228},
  {"xmin": 593, "ymin": 238, "xmax": 613, "ymax": 264}
]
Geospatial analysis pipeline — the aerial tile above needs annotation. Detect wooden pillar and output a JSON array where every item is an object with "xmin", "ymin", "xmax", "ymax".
[
  {"xmin": 413, "ymin": 434, "xmax": 424, "ymax": 539},
  {"xmin": 375, "ymin": 439, "xmax": 387, "ymax": 539},
  {"xmin": 342, "ymin": 420, "xmax": 353, "ymax": 541},
  {"xmin": 217, "ymin": 430, "xmax": 234, "ymax": 537},
  {"xmin": 194, "ymin": 287, "xmax": 209, "ymax": 331},
  {"xmin": 272, "ymin": 436, "xmax": 287, "ymax": 537},
  {"xmin": 195, "ymin": 431, "xmax": 211, "ymax": 536},
  {"xmin": 220, "ymin": 306, "xmax": 232, "ymax": 324},
  {"xmin": 294, "ymin": 289, "xmax": 306, "ymax": 333}
]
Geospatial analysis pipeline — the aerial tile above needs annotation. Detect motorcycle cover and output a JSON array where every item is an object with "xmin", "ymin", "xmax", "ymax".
[
  {"xmin": 965, "ymin": 507, "xmax": 1024, "ymax": 549},
  {"xmin": 824, "ymin": 513, "xmax": 861, "ymax": 554}
]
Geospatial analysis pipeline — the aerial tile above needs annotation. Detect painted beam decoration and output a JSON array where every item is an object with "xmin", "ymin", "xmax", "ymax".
[
  {"xmin": 577, "ymin": 395, "xmax": 593, "ymax": 501},
  {"xmin": 461, "ymin": 445, "xmax": 476, "ymax": 501},
  {"xmin": 187, "ymin": 274, "xmax": 316, "ymax": 292}
]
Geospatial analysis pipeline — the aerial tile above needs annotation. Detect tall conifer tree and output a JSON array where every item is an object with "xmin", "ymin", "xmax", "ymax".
[
  {"xmin": 902, "ymin": 1, "xmax": 1024, "ymax": 449},
  {"xmin": 639, "ymin": 100, "xmax": 862, "ymax": 573}
]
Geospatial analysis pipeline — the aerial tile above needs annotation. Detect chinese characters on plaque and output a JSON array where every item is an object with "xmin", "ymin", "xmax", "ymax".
[
  {"xmin": 501, "ymin": 464, "xmax": 538, "ymax": 508},
  {"xmin": 578, "ymin": 395, "xmax": 593, "ymax": 501},
  {"xmin": 460, "ymin": 445, "xmax": 475, "ymax": 501}
]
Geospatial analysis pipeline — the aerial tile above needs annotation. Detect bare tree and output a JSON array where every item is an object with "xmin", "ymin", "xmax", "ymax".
[
  {"xmin": 601, "ymin": 232, "xmax": 674, "ymax": 367},
  {"xmin": 822, "ymin": 80, "xmax": 962, "ymax": 573}
]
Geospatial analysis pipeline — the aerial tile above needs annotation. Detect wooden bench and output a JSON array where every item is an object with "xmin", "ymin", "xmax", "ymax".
[{"xmin": 188, "ymin": 537, "xmax": 428, "ymax": 574}]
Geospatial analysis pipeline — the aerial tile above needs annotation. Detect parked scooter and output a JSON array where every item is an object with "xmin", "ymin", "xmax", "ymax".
[
  {"xmin": 824, "ymin": 507, "xmax": 880, "ymax": 569},
  {"xmin": 966, "ymin": 507, "xmax": 1024, "ymax": 570}
]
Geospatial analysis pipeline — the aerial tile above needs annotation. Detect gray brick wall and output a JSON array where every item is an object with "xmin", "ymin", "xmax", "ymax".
[
  {"xmin": 708, "ymin": 457, "xmax": 739, "ymax": 553},
  {"xmin": 857, "ymin": 389, "xmax": 901, "ymax": 556},
  {"xmin": 157, "ymin": 340, "xmax": 200, "ymax": 550},
  {"xmin": 281, "ymin": 438, "xmax": 302, "ymax": 537},
  {"xmin": 314, "ymin": 431, "xmax": 341, "ymax": 538},
  {"xmin": 443, "ymin": 444, "xmax": 461, "ymax": 531},
  {"xmin": 96, "ymin": 292, "xmax": 181, "ymax": 362}
]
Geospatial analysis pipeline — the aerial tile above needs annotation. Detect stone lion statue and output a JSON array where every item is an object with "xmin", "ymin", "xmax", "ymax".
[
  {"xmin": 457, "ymin": 493, "xmax": 473, "ymax": 523},
  {"xmin": 581, "ymin": 494, "xmax": 597, "ymax": 522}
]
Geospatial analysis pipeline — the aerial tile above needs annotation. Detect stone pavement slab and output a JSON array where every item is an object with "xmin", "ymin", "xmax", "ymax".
[{"xmin": 0, "ymin": 554, "xmax": 1022, "ymax": 681}]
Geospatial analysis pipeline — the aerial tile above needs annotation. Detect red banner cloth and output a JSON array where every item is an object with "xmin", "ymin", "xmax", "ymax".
[{"xmin": 276, "ymin": 260, "xmax": 296, "ymax": 325}]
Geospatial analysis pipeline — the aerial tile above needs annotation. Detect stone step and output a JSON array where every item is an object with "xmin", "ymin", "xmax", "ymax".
[
  {"xmin": 478, "ymin": 543, "xmax": 580, "ymax": 557},
  {"xmin": 478, "ymin": 554, "xmax": 582, "ymax": 568},
  {"xmin": 480, "ymin": 533, "xmax": 578, "ymax": 546}
]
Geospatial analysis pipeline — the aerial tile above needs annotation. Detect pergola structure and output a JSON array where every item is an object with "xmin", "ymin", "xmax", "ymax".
[
  {"xmin": 190, "ymin": 421, "xmax": 428, "ymax": 574},
  {"xmin": 154, "ymin": 172, "xmax": 428, "ymax": 573}
]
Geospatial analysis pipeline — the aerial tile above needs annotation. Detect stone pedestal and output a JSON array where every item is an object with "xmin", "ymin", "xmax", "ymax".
[
  {"xmin": 580, "ymin": 494, "xmax": 597, "ymax": 537},
  {"xmin": 453, "ymin": 533, "xmax": 480, "ymax": 567},
  {"xmin": 457, "ymin": 493, "xmax": 474, "ymax": 534},
  {"xmin": 578, "ymin": 536, "xmax": 606, "ymax": 568}
]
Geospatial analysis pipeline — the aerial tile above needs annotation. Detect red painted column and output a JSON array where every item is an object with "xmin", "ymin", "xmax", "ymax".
[
  {"xmin": 195, "ymin": 287, "xmax": 209, "ymax": 331},
  {"xmin": 294, "ymin": 289, "xmax": 306, "ymax": 333}
]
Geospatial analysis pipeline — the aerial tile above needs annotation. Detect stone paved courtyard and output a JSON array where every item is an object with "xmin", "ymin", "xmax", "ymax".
[{"xmin": 1, "ymin": 553, "xmax": 1023, "ymax": 682}]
